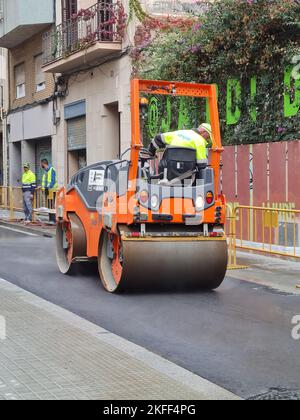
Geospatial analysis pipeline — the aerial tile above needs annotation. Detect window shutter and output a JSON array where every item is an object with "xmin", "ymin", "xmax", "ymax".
[
  {"xmin": 62, "ymin": 0, "xmax": 78, "ymax": 22},
  {"xmin": 67, "ymin": 116, "xmax": 86, "ymax": 151},
  {"xmin": 35, "ymin": 54, "xmax": 45, "ymax": 86},
  {"xmin": 15, "ymin": 63, "xmax": 25, "ymax": 86},
  {"xmin": 70, "ymin": 0, "xmax": 77, "ymax": 16}
]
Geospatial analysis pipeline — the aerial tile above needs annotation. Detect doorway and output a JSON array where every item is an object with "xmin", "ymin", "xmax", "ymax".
[
  {"xmin": 68, "ymin": 148, "xmax": 87, "ymax": 180},
  {"xmin": 9, "ymin": 142, "xmax": 21, "ymax": 185},
  {"xmin": 67, "ymin": 115, "xmax": 87, "ymax": 180},
  {"xmin": 61, "ymin": 0, "xmax": 78, "ymax": 52},
  {"xmin": 103, "ymin": 102, "xmax": 120, "ymax": 160},
  {"xmin": 35, "ymin": 138, "xmax": 52, "ymax": 186}
]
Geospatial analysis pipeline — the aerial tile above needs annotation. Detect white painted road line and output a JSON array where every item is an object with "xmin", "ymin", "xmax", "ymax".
[{"xmin": 0, "ymin": 225, "xmax": 38, "ymax": 237}]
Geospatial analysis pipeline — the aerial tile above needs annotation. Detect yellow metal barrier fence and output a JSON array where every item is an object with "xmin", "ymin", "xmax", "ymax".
[
  {"xmin": 228, "ymin": 204, "xmax": 300, "ymax": 260},
  {"xmin": 226, "ymin": 203, "xmax": 248, "ymax": 269},
  {"xmin": 1, "ymin": 190, "xmax": 299, "ymax": 262},
  {"xmin": 0, "ymin": 186, "xmax": 55, "ymax": 221}
]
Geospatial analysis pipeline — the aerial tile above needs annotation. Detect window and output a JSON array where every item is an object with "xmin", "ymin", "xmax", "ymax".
[
  {"xmin": 0, "ymin": 86, "xmax": 3, "ymax": 108},
  {"xmin": 35, "ymin": 54, "xmax": 45, "ymax": 92},
  {"xmin": 15, "ymin": 63, "xmax": 25, "ymax": 99}
]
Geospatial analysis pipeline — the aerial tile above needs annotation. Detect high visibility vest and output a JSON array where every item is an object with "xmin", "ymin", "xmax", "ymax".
[
  {"xmin": 42, "ymin": 166, "xmax": 58, "ymax": 192},
  {"xmin": 162, "ymin": 130, "xmax": 209, "ymax": 163},
  {"xmin": 22, "ymin": 170, "xmax": 36, "ymax": 193}
]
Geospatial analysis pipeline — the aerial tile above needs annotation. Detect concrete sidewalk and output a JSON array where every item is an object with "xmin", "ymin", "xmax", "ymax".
[
  {"xmin": 0, "ymin": 219, "xmax": 55, "ymax": 237},
  {"xmin": 0, "ymin": 208, "xmax": 55, "ymax": 237},
  {"xmin": 0, "ymin": 278, "xmax": 239, "ymax": 401},
  {"xmin": 229, "ymin": 251, "xmax": 300, "ymax": 296}
]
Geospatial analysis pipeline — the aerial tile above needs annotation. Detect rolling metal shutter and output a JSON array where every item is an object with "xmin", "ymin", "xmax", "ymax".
[{"xmin": 67, "ymin": 116, "xmax": 86, "ymax": 151}]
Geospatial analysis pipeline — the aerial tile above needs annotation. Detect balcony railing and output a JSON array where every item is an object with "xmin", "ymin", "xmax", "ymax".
[{"xmin": 42, "ymin": 1, "xmax": 126, "ymax": 66}]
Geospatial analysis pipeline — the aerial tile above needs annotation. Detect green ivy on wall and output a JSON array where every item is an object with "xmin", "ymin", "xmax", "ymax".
[
  {"xmin": 128, "ymin": 0, "xmax": 149, "ymax": 22},
  {"xmin": 134, "ymin": 0, "xmax": 300, "ymax": 145}
]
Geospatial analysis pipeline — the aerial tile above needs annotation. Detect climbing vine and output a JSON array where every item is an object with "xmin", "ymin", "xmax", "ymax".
[
  {"xmin": 133, "ymin": 0, "xmax": 300, "ymax": 145},
  {"xmin": 128, "ymin": 0, "xmax": 150, "ymax": 23}
]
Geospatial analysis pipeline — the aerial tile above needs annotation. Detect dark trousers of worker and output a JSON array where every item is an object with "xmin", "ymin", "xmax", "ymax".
[{"xmin": 23, "ymin": 191, "xmax": 33, "ymax": 222}]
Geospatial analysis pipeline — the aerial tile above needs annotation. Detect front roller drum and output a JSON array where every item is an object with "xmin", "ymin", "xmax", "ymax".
[
  {"xmin": 56, "ymin": 213, "xmax": 87, "ymax": 274},
  {"xmin": 98, "ymin": 230, "xmax": 228, "ymax": 293}
]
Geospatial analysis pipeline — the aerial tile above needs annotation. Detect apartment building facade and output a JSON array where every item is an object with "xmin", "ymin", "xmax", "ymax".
[
  {"xmin": 41, "ymin": 0, "xmax": 133, "ymax": 185},
  {"xmin": 0, "ymin": 0, "xmax": 56, "ymax": 185},
  {"xmin": 42, "ymin": 0, "xmax": 201, "ymax": 185},
  {"xmin": 0, "ymin": 0, "xmax": 198, "ymax": 187}
]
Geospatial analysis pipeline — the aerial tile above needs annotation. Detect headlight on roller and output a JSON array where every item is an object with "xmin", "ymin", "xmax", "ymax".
[
  {"xmin": 195, "ymin": 196, "xmax": 204, "ymax": 211},
  {"xmin": 151, "ymin": 194, "xmax": 159, "ymax": 210},
  {"xmin": 140, "ymin": 190, "xmax": 149, "ymax": 203}
]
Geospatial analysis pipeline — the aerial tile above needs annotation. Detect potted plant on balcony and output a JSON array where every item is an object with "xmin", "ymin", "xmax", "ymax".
[{"xmin": 76, "ymin": 8, "xmax": 96, "ymax": 21}]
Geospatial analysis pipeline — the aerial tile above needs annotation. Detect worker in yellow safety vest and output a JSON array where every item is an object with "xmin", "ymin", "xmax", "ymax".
[
  {"xmin": 22, "ymin": 163, "xmax": 36, "ymax": 224},
  {"xmin": 148, "ymin": 123, "xmax": 213, "ymax": 167},
  {"xmin": 41, "ymin": 159, "xmax": 58, "ymax": 198}
]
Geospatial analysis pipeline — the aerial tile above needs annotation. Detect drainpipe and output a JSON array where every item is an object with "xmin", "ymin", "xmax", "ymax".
[
  {"xmin": 249, "ymin": 144, "xmax": 254, "ymax": 241},
  {"xmin": 3, "ymin": 48, "xmax": 9, "ymax": 187}
]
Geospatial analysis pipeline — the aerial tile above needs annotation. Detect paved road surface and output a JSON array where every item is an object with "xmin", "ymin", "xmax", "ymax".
[{"xmin": 0, "ymin": 227, "xmax": 299, "ymax": 399}]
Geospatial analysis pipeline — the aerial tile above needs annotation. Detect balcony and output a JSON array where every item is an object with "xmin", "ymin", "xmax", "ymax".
[
  {"xmin": 42, "ymin": 1, "xmax": 126, "ymax": 74},
  {"xmin": 0, "ymin": 0, "xmax": 54, "ymax": 48}
]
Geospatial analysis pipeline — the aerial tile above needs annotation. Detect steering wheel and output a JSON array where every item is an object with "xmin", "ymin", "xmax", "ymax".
[{"xmin": 139, "ymin": 148, "xmax": 156, "ymax": 160}]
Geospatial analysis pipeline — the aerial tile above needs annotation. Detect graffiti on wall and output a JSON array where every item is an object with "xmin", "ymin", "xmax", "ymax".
[{"xmin": 143, "ymin": 67, "xmax": 300, "ymax": 139}]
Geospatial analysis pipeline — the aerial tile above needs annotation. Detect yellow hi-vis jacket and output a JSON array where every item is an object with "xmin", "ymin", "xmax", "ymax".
[
  {"xmin": 42, "ymin": 166, "xmax": 58, "ymax": 192},
  {"xmin": 161, "ymin": 130, "xmax": 209, "ymax": 164},
  {"xmin": 22, "ymin": 170, "xmax": 36, "ymax": 193}
]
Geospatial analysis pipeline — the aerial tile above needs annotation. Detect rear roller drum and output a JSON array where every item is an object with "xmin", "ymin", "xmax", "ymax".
[
  {"xmin": 98, "ymin": 231, "xmax": 124, "ymax": 292},
  {"xmin": 56, "ymin": 213, "xmax": 87, "ymax": 275}
]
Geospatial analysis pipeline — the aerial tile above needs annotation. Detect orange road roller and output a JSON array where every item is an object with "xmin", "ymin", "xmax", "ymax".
[{"xmin": 56, "ymin": 79, "xmax": 228, "ymax": 292}]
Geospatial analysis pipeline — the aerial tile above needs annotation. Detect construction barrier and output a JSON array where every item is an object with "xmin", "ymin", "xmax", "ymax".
[
  {"xmin": 1, "ymin": 187, "xmax": 299, "ymax": 263},
  {"xmin": 226, "ymin": 203, "xmax": 248, "ymax": 269},
  {"xmin": 227, "ymin": 204, "xmax": 300, "ymax": 261},
  {"xmin": 0, "ymin": 186, "xmax": 56, "ymax": 221}
]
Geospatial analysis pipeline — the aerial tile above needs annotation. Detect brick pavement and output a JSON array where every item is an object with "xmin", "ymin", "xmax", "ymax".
[{"xmin": 0, "ymin": 279, "xmax": 239, "ymax": 400}]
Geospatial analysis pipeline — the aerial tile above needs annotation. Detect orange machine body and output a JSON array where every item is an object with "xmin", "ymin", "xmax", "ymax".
[{"xmin": 56, "ymin": 79, "xmax": 226, "ymax": 262}]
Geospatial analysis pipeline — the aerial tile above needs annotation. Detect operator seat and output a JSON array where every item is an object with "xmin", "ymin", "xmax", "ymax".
[{"xmin": 158, "ymin": 146, "xmax": 198, "ymax": 182}]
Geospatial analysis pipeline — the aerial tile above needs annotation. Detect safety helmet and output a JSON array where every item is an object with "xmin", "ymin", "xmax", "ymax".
[
  {"xmin": 199, "ymin": 123, "xmax": 212, "ymax": 139},
  {"xmin": 23, "ymin": 163, "xmax": 30, "ymax": 169}
]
